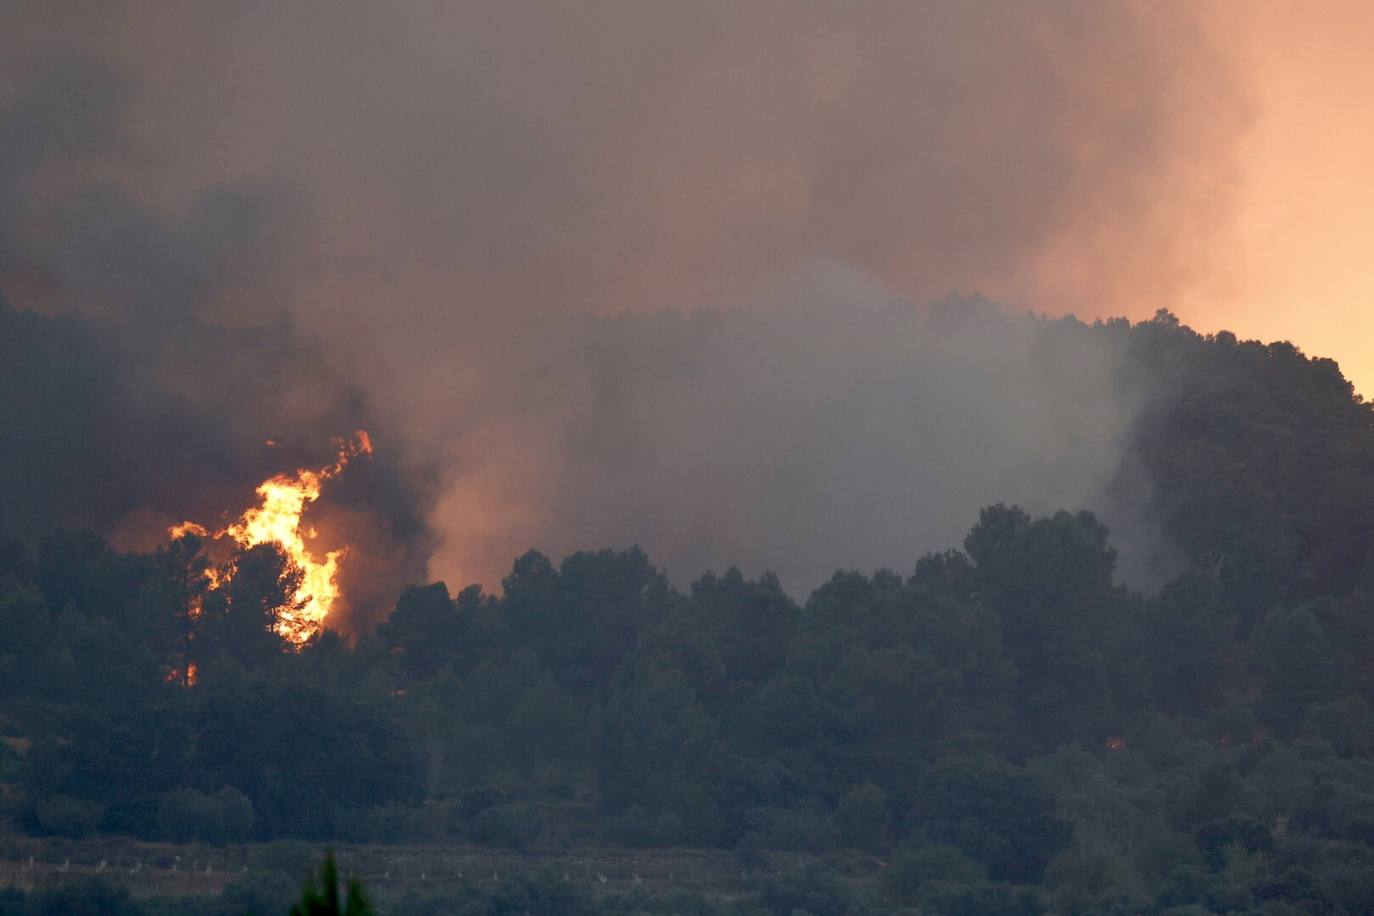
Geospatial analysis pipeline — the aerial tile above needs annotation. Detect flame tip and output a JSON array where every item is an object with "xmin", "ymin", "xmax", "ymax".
[
  {"xmin": 167, "ymin": 521, "xmax": 210, "ymax": 540},
  {"xmin": 170, "ymin": 431, "xmax": 367, "ymax": 645}
]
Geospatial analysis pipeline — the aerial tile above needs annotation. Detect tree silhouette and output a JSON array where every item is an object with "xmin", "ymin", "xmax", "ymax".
[{"xmin": 290, "ymin": 850, "xmax": 373, "ymax": 916}]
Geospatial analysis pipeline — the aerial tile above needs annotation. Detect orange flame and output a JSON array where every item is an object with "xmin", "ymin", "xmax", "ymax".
[
  {"xmin": 169, "ymin": 431, "xmax": 372, "ymax": 646},
  {"xmin": 167, "ymin": 521, "xmax": 210, "ymax": 540},
  {"xmin": 165, "ymin": 662, "xmax": 198, "ymax": 686}
]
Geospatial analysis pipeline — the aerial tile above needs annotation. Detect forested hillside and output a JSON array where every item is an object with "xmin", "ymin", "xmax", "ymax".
[{"xmin": 3, "ymin": 311, "xmax": 1374, "ymax": 914}]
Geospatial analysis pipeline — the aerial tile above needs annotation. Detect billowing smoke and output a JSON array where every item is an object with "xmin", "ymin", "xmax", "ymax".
[
  {"xmin": 0, "ymin": 3, "xmax": 1245, "ymax": 619},
  {"xmin": 414, "ymin": 277, "xmax": 1172, "ymax": 594}
]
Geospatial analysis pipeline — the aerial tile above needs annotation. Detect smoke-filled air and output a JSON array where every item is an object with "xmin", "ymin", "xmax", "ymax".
[{"xmin": 3, "ymin": 3, "xmax": 1374, "ymax": 914}]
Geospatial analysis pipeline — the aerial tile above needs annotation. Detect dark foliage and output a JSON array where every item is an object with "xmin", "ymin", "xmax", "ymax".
[{"xmin": 3, "ymin": 312, "xmax": 1374, "ymax": 913}]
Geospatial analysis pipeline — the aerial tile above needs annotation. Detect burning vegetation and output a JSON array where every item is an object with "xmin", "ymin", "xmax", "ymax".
[
  {"xmin": 4, "ymin": 313, "xmax": 1374, "ymax": 914},
  {"xmin": 168, "ymin": 431, "xmax": 373, "ymax": 647}
]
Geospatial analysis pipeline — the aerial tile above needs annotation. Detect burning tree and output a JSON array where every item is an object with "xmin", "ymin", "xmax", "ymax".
[
  {"xmin": 167, "ymin": 431, "xmax": 372, "ymax": 649},
  {"xmin": 155, "ymin": 530, "xmax": 212, "ymax": 686},
  {"xmin": 200, "ymin": 543, "xmax": 305, "ymax": 671}
]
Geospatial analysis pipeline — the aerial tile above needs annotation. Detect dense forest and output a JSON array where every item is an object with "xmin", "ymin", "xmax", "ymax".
[{"xmin": 3, "ymin": 310, "xmax": 1374, "ymax": 914}]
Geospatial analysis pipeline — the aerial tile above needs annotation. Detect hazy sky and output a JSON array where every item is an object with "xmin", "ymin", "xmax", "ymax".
[
  {"xmin": 4, "ymin": 2, "xmax": 1371, "ymax": 392},
  {"xmin": 4, "ymin": 1, "xmax": 1373, "ymax": 597},
  {"xmin": 1194, "ymin": 1, "xmax": 1374, "ymax": 397}
]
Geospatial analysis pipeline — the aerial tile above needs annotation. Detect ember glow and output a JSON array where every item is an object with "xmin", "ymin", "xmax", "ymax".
[
  {"xmin": 171, "ymin": 431, "xmax": 373, "ymax": 645},
  {"xmin": 165, "ymin": 662, "xmax": 198, "ymax": 687}
]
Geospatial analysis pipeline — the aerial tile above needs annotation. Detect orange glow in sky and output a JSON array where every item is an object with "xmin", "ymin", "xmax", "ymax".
[{"xmin": 1186, "ymin": 2, "xmax": 1374, "ymax": 397}]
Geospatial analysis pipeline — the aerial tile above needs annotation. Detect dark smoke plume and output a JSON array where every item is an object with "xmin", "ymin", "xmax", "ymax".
[{"xmin": 0, "ymin": 2, "xmax": 1247, "ymax": 618}]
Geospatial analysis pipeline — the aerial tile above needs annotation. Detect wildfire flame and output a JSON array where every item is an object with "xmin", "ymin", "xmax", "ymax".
[
  {"xmin": 170, "ymin": 430, "xmax": 372, "ymax": 646},
  {"xmin": 166, "ymin": 662, "xmax": 199, "ymax": 687}
]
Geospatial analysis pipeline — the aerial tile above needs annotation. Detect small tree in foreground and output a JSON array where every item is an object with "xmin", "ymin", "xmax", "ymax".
[{"xmin": 290, "ymin": 850, "xmax": 373, "ymax": 916}]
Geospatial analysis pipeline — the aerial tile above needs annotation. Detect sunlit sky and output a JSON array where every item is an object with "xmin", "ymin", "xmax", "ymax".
[{"xmin": 1182, "ymin": 2, "xmax": 1374, "ymax": 396}]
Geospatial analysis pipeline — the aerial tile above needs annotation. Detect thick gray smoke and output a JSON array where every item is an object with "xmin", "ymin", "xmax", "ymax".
[
  {"xmin": 407, "ymin": 275, "xmax": 1169, "ymax": 594},
  {"xmin": 0, "ymin": 2, "xmax": 1243, "ymax": 612}
]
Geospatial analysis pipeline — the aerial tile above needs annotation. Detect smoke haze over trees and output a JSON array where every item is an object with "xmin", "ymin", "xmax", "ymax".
[
  {"xmin": 5, "ymin": 4, "xmax": 1374, "ymax": 913},
  {"xmin": 2, "ymin": 314, "xmax": 1374, "ymax": 913},
  {"xmin": 0, "ymin": 0, "xmax": 1259, "ymax": 616},
  {"xmin": 0, "ymin": 284, "xmax": 1186, "ymax": 609}
]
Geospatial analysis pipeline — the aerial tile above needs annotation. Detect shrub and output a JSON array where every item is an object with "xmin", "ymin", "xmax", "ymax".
[
  {"xmin": 156, "ymin": 786, "xmax": 254, "ymax": 844},
  {"xmin": 289, "ymin": 850, "xmax": 374, "ymax": 916},
  {"xmin": 882, "ymin": 845, "xmax": 988, "ymax": 902},
  {"xmin": 30, "ymin": 878, "xmax": 142, "ymax": 916},
  {"xmin": 834, "ymin": 783, "xmax": 888, "ymax": 852},
  {"xmin": 34, "ymin": 794, "xmax": 104, "ymax": 837},
  {"xmin": 215, "ymin": 786, "xmax": 256, "ymax": 842},
  {"xmin": 738, "ymin": 807, "xmax": 837, "ymax": 852},
  {"xmin": 607, "ymin": 806, "xmax": 685, "ymax": 847},
  {"xmin": 331, "ymin": 803, "xmax": 416, "ymax": 843},
  {"xmin": 218, "ymin": 867, "xmax": 300, "ymax": 916},
  {"xmin": 758, "ymin": 865, "xmax": 850, "ymax": 916},
  {"xmin": 471, "ymin": 801, "xmax": 544, "ymax": 849},
  {"xmin": 924, "ymin": 881, "xmax": 1046, "ymax": 916}
]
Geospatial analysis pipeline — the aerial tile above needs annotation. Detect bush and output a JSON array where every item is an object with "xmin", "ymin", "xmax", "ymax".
[
  {"xmin": 924, "ymin": 881, "xmax": 1046, "ymax": 916},
  {"xmin": 101, "ymin": 793, "xmax": 162, "ymax": 838},
  {"xmin": 834, "ymin": 783, "xmax": 888, "ymax": 852},
  {"xmin": 331, "ymin": 803, "xmax": 418, "ymax": 843},
  {"xmin": 394, "ymin": 872, "xmax": 597, "ymax": 916},
  {"xmin": 289, "ymin": 850, "xmax": 374, "ymax": 916},
  {"xmin": 738, "ymin": 807, "xmax": 838, "ymax": 852},
  {"xmin": 471, "ymin": 801, "xmax": 544, "ymax": 849},
  {"xmin": 882, "ymin": 845, "xmax": 988, "ymax": 903},
  {"xmin": 608, "ymin": 805, "xmax": 655, "ymax": 846},
  {"xmin": 758, "ymin": 865, "xmax": 850, "ymax": 916},
  {"xmin": 28, "ymin": 878, "xmax": 143, "ymax": 916},
  {"xmin": 458, "ymin": 785, "xmax": 511, "ymax": 819},
  {"xmin": 216, "ymin": 867, "xmax": 300, "ymax": 916},
  {"xmin": 1253, "ymin": 866, "xmax": 1341, "ymax": 914},
  {"xmin": 215, "ymin": 787, "xmax": 256, "ymax": 842},
  {"xmin": 156, "ymin": 786, "xmax": 254, "ymax": 844},
  {"xmin": 918, "ymin": 757, "xmax": 1071, "ymax": 883},
  {"xmin": 1193, "ymin": 816, "xmax": 1274, "ymax": 870},
  {"xmin": 606, "ymin": 806, "xmax": 685, "ymax": 847},
  {"xmin": 34, "ymin": 794, "xmax": 104, "ymax": 837}
]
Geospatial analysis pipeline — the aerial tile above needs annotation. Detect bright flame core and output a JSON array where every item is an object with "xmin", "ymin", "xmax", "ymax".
[{"xmin": 171, "ymin": 431, "xmax": 372, "ymax": 645}]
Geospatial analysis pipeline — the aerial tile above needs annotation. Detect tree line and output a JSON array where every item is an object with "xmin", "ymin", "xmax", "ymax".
[{"xmin": 2, "ymin": 311, "xmax": 1374, "ymax": 913}]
